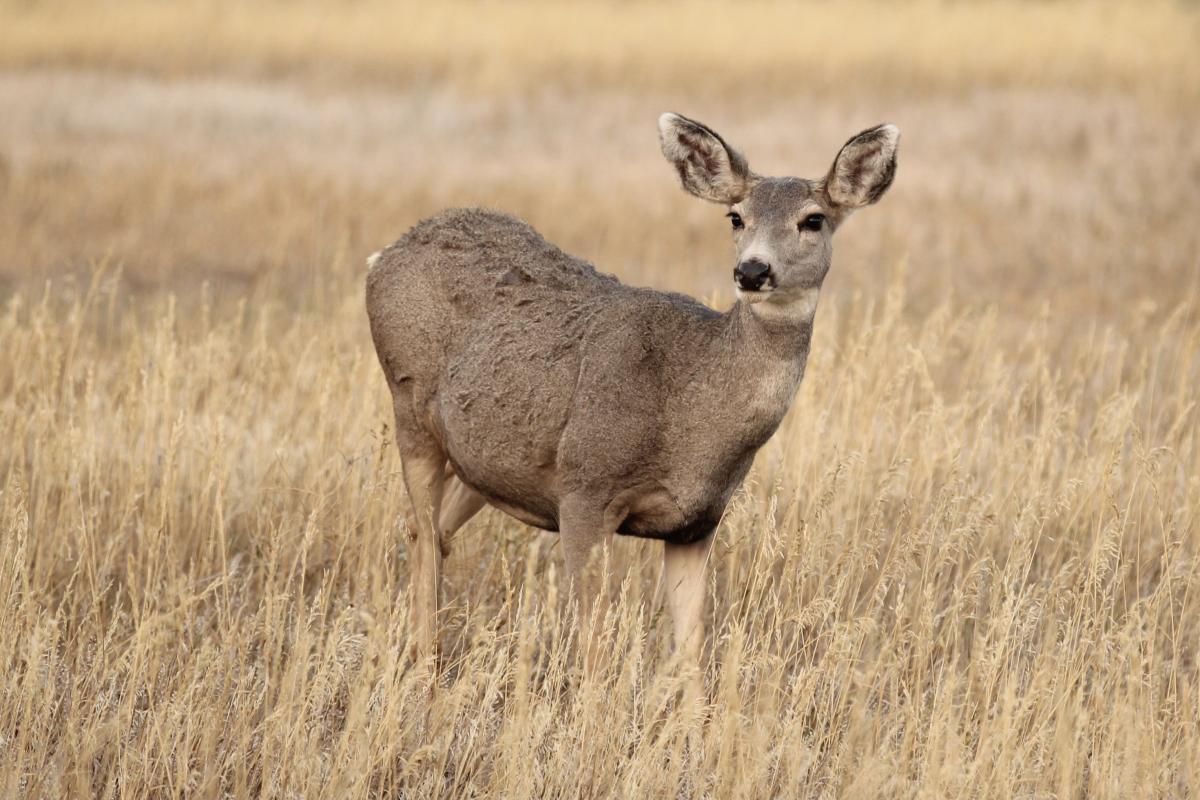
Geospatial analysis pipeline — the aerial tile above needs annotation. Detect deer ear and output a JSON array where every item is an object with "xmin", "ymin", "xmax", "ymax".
[
  {"xmin": 658, "ymin": 113, "xmax": 756, "ymax": 205},
  {"xmin": 823, "ymin": 124, "xmax": 899, "ymax": 211}
]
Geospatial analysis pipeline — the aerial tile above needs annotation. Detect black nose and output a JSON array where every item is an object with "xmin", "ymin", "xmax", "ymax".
[{"xmin": 734, "ymin": 259, "xmax": 771, "ymax": 291}]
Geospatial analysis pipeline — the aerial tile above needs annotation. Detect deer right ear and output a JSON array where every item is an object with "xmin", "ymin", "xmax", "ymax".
[{"xmin": 658, "ymin": 113, "xmax": 756, "ymax": 205}]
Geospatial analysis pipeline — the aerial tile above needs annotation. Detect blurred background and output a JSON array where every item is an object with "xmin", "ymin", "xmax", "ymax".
[{"xmin": 2, "ymin": 0, "xmax": 1197, "ymax": 340}]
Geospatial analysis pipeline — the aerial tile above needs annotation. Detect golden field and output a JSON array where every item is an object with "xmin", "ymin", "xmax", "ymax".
[{"xmin": 1, "ymin": 1, "xmax": 1199, "ymax": 797}]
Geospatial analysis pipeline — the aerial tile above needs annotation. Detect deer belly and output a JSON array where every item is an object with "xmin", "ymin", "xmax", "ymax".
[{"xmin": 441, "ymin": 443, "xmax": 562, "ymax": 532}]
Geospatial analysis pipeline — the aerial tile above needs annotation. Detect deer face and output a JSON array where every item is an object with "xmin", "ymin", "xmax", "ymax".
[
  {"xmin": 727, "ymin": 177, "xmax": 830, "ymax": 305},
  {"xmin": 658, "ymin": 114, "xmax": 899, "ymax": 320}
]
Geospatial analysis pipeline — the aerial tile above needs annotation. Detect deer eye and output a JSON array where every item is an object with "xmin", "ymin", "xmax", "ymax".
[
  {"xmin": 800, "ymin": 213, "xmax": 825, "ymax": 232},
  {"xmin": 727, "ymin": 212, "xmax": 744, "ymax": 231}
]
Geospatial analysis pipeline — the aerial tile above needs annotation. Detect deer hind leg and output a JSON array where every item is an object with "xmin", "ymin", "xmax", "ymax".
[
  {"xmin": 437, "ymin": 468, "xmax": 486, "ymax": 556},
  {"xmin": 397, "ymin": 442, "xmax": 447, "ymax": 663},
  {"xmin": 663, "ymin": 533, "xmax": 714, "ymax": 664}
]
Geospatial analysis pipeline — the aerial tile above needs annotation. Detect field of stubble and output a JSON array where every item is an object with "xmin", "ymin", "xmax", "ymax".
[{"xmin": 1, "ymin": 2, "xmax": 1199, "ymax": 797}]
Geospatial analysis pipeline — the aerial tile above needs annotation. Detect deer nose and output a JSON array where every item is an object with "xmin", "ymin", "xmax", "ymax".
[{"xmin": 734, "ymin": 259, "xmax": 771, "ymax": 291}]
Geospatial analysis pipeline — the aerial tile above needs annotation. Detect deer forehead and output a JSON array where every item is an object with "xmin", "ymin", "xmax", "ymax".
[{"xmin": 736, "ymin": 177, "xmax": 822, "ymax": 223}]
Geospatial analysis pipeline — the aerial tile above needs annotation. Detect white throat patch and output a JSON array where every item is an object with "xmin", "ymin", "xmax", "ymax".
[{"xmin": 749, "ymin": 287, "xmax": 820, "ymax": 323}]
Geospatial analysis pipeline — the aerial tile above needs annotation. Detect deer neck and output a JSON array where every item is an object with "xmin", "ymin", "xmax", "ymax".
[
  {"xmin": 729, "ymin": 288, "xmax": 818, "ymax": 357},
  {"xmin": 718, "ymin": 290, "xmax": 818, "ymax": 426}
]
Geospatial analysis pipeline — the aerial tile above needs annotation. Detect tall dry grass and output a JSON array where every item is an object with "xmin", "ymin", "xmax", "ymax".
[{"xmin": 1, "ymin": 1, "xmax": 1199, "ymax": 797}]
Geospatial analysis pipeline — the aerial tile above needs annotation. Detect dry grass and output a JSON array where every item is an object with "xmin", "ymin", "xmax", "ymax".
[{"xmin": 2, "ymin": 1, "xmax": 1199, "ymax": 797}]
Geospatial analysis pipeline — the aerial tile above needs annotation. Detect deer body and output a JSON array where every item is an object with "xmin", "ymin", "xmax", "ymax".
[
  {"xmin": 367, "ymin": 114, "xmax": 899, "ymax": 662},
  {"xmin": 369, "ymin": 207, "xmax": 812, "ymax": 543}
]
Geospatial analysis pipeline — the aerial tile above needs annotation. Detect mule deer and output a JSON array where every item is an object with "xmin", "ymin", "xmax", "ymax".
[{"xmin": 366, "ymin": 114, "xmax": 899, "ymax": 662}]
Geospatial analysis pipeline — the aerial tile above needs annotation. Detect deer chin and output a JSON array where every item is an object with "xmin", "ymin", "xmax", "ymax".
[
  {"xmin": 735, "ymin": 286, "xmax": 773, "ymax": 304},
  {"xmin": 746, "ymin": 287, "xmax": 821, "ymax": 322}
]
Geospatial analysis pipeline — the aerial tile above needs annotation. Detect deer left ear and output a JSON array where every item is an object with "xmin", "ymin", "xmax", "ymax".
[{"xmin": 823, "ymin": 124, "xmax": 900, "ymax": 212}]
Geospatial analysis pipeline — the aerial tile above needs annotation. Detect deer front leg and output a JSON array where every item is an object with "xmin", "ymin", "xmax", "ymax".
[
  {"xmin": 663, "ymin": 533, "xmax": 714, "ymax": 664},
  {"xmin": 559, "ymin": 494, "xmax": 617, "ymax": 664}
]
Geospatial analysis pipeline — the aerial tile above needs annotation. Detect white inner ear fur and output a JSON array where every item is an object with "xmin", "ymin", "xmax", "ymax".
[
  {"xmin": 657, "ymin": 112, "xmax": 686, "ymax": 143},
  {"xmin": 658, "ymin": 113, "xmax": 751, "ymax": 204},
  {"xmin": 828, "ymin": 124, "xmax": 900, "ymax": 209}
]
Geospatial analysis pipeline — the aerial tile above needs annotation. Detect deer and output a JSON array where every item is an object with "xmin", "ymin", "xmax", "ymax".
[{"xmin": 365, "ymin": 113, "xmax": 899, "ymax": 664}]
